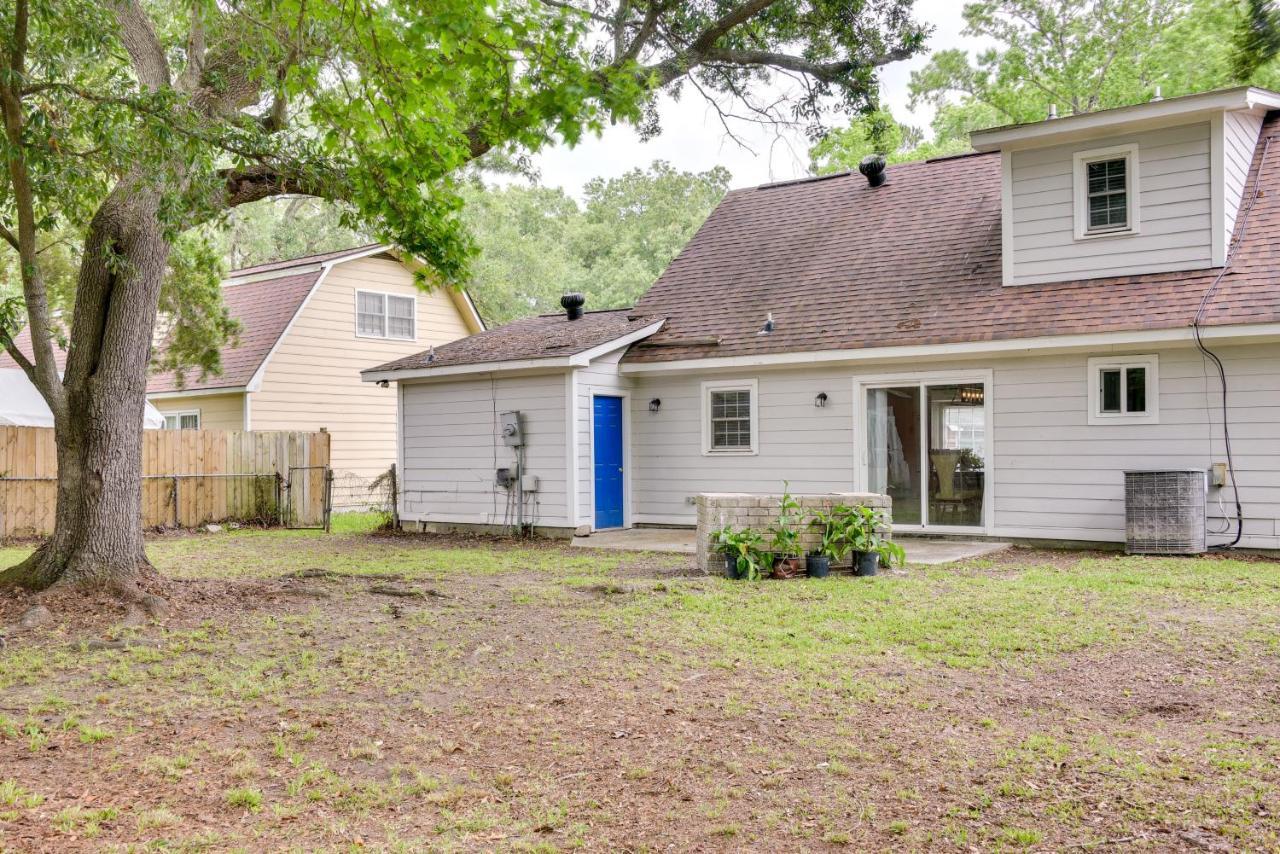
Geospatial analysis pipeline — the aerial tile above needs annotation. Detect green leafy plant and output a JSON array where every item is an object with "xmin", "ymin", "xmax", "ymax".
[
  {"xmin": 809, "ymin": 504, "xmax": 860, "ymax": 563},
  {"xmin": 712, "ymin": 526, "xmax": 768, "ymax": 581},
  {"xmin": 768, "ymin": 484, "xmax": 804, "ymax": 559}
]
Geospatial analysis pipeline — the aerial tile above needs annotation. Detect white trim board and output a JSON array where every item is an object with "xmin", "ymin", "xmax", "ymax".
[
  {"xmin": 618, "ymin": 323, "xmax": 1280, "ymax": 376},
  {"xmin": 148, "ymin": 386, "xmax": 246, "ymax": 400}
]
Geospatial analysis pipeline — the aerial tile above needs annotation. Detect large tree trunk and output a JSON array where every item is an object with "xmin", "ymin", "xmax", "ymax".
[{"xmin": 0, "ymin": 186, "xmax": 169, "ymax": 597}]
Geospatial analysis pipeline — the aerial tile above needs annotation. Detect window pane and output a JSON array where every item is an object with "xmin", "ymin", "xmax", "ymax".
[
  {"xmin": 357, "ymin": 292, "xmax": 386, "ymax": 337},
  {"xmin": 1125, "ymin": 367, "xmax": 1146, "ymax": 413},
  {"xmin": 1100, "ymin": 369, "xmax": 1122, "ymax": 413},
  {"xmin": 386, "ymin": 296, "xmax": 415, "ymax": 338},
  {"xmin": 709, "ymin": 390, "xmax": 751, "ymax": 449},
  {"xmin": 164, "ymin": 415, "xmax": 178, "ymax": 429},
  {"xmin": 180, "ymin": 413, "xmax": 199, "ymax": 430},
  {"xmin": 1086, "ymin": 157, "xmax": 1127, "ymax": 230}
]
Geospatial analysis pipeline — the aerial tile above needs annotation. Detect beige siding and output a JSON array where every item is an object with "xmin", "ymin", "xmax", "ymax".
[
  {"xmin": 1223, "ymin": 110, "xmax": 1264, "ymax": 247},
  {"xmin": 399, "ymin": 372, "xmax": 571, "ymax": 528},
  {"xmin": 249, "ymin": 255, "xmax": 475, "ymax": 482},
  {"xmin": 151, "ymin": 392, "xmax": 245, "ymax": 431},
  {"xmin": 1008, "ymin": 122, "xmax": 1214, "ymax": 285}
]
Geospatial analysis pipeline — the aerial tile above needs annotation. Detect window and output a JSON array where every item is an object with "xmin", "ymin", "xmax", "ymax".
[
  {"xmin": 702, "ymin": 380, "xmax": 758, "ymax": 454},
  {"xmin": 1073, "ymin": 144, "xmax": 1139, "ymax": 240},
  {"xmin": 1087, "ymin": 355, "xmax": 1158, "ymax": 424},
  {"xmin": 356, "ymin": 290, "xmax": 415, "ymax": 340},
  {"xmin": 163, "ymin": 411, "xmax": 200, "ymax": 430}
]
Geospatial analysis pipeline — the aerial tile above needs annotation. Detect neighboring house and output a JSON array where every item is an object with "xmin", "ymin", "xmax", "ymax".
[
  {"xmin": 4, "ymin": 245, "xmax": 483, "ymax": 493},
  {"xmin": 364, "ymin": 87, "xmax": 1280, "ymax": 550}
]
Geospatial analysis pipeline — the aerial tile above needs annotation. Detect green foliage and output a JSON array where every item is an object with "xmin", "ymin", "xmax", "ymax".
[
  {"xmin": 1233, "ymin": 0, "xmax": 1280, "ymax": 79},
  {"xmin": 809, "ymin": 505, "xmax": 861, "ymax": 562},
  {"xmin": 908, "ymin": 0, "xmax": 1280, "ymax": 127},
  {"xmin": 768, "ymin": 485, "xmax": 804, "ymax": 559},
  {"xmin": 460, "ymin": 162, "xmax": 729, "ymax": 323},
  {"xmin": 209, "ymin": 198, "xmax": 370, "ymax": 271},
  {"xmin": 712, "ymin": 525, "xmax": 769, "ymax": 581}
]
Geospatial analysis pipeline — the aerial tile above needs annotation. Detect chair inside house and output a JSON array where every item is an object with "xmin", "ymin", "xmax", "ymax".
[{"xmin": 930, "ymin": 449, "xmax": 982, "ymax": 524}]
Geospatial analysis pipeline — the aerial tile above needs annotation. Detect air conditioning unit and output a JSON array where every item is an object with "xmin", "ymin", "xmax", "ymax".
[{"xmin": 1123, "ymin": 470, "xmax": 1207, "ymax": 555}]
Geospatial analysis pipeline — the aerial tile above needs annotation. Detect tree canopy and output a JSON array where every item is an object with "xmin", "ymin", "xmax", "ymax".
[{"xmin": 811, "ymin": 0, "xmax": 1280, "ymax": 175}]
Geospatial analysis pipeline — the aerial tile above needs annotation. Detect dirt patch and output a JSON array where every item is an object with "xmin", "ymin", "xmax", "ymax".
[{"xmin": 2, "ymin": 537, "xmax": 1279, "ymax": 850}]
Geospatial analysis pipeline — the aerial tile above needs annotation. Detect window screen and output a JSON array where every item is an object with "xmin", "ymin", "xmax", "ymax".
[
  {"xmin": 386, "ymin": 295, "xmax": 415, "ymax": 339},
  {"xmin": 357, "ymin": 291, "xmax": 386, "ymax": 337},
  {"xmin": 1086, "ymin": 158, "xmax": 1128, "ymax": 231},
  {"xmin": 709, "ymin": 389, "xmax": 752, "ymax": 450}
]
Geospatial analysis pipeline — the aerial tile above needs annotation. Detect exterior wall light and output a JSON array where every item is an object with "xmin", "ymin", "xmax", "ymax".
[
  {"xmin": 649, "ymin": 398, "xmax": 661, "ymax": 413},
  {"xmin": 814, "ymin": 392, "xmax": 828, "ymax": 408}
]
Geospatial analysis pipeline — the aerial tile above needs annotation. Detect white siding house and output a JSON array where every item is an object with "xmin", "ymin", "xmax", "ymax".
[{"xmin": 368, "ymin": 87, "xmax": 1280, "ymax": 552}]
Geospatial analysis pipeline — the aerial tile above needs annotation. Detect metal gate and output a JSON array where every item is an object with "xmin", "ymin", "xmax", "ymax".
[{"xmin": 284, "ymin": 465, "xmax": 333, "ymax": 531}]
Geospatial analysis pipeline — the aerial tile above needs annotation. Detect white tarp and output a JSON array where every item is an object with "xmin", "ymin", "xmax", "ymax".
[{"xmin": 0, "ymin": 369, "xmax": 165, "ymax": 429}]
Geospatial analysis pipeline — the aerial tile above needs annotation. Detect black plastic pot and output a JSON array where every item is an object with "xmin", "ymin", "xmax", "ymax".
[
  {"xmin": 723, "ymin": 552, "xmax": 747, "ymax": 580},
  {"xmin": 806, "ymin": 554, "xmax": 831, "ymax": 578},
  {"xmin": 853, "ymin": 550, "xmax": 879, "ymax": 577}
]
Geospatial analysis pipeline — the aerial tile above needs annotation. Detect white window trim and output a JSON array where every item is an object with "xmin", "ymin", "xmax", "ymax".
[
  {"xmin": 1073, "ymin": 143, "xmax": 1140, "ymax": 241},
  {"xmin": 1087, "ymin": 354, "xmax": 1159, "ymax": 425},
  {"xmin": 355, "ymin": 289, "xmax": 417, "ymax": 341},
  {"xmin": 163, "ymin": 409, "xmax": 201, "ymax": 430},
  {"xmin": 701, "ymin": 378, "xmax": 759, "ymax": 456}
]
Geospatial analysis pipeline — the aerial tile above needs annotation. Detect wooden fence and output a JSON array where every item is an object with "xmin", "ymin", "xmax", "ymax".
[{"xmin": 0, "ymin": 427, "xmax": 330, "ymax": 539}]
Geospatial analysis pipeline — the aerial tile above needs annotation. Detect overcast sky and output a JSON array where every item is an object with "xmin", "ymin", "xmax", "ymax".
[{"xmin": 528, "ymin": 1, "xmax": 983, "ymax": 196}]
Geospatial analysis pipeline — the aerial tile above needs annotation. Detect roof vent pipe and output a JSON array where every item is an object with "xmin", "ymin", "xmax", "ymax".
[
  {"xmin": 858, "ymin": 154, "xmax": 887, "ymax": 187},
  {"xmin": 561, "ymin": 292, "xmax": 585, "ymax": 321},
  {"xmin": 1047, "ymin": 103, "xmax": 1058, "ymax": 120},
  {"xmin": 1151, "ymin": 85, "xmax": 1163, "ymax": 102}
]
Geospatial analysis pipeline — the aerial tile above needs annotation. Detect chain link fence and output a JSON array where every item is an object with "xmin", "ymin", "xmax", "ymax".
[{"xmin": 329, "ymin": 465, "xmax": 398, "ymax": 519}]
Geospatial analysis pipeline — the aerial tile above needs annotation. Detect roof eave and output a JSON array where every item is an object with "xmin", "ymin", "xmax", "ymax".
[{"xmin": 970, "ymin": 87, "xmax": 1280, "ymax": 152}]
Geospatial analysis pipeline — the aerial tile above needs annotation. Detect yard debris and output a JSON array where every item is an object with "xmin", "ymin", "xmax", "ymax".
[
  {"xmin": 82, "ymin": 637, "xmax": 163, "ymax": 651},
  {"xmin": 204, "ymin": 523, "xmax": 224, "ymax": 533},
  {"xmin": 368, "ymin": 583, "xmax": 447, "ymax": 599},
  {"xmin": 19, "ymin": 604, "xmax": 52, "ymax": 629}
]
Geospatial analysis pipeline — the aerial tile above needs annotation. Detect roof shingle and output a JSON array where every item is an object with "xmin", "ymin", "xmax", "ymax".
[
  {"xmin": 366, "ymin": 309, "xmax": 661, "ymax": 374},
  {"xmin": 624, "ymin": 113, "xmax": 1280, "ymax": 364}
]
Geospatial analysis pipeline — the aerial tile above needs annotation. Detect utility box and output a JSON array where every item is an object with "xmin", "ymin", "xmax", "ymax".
[
  {"xmin": 499, "ymin": 411, "xmax": 523, "ymax": 447},
  {"xmin": 1124, "ymin": 470, "xmax": 1207, "ymax": 555},
  {"xmin": 521, "ymin": 474, "xmax": 540, "ymax": 492}
]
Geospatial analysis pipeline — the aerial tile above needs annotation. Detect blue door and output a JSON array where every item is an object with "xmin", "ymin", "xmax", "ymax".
[{"xmin": 593, "ymin": 396, "xmax": 625, "ymax": 529}]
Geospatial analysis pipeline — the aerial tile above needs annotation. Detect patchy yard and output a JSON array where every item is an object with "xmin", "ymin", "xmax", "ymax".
[{"xmin": 1, "ymin": 521, "xmax": 1279, "ymax": 851}]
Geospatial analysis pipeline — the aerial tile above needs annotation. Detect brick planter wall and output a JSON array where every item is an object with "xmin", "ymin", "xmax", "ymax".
[{"xmin": 695, "ymin": 492, "xmax": 893, "ymax": 575}]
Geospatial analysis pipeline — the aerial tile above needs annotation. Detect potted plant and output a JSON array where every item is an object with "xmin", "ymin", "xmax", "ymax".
[
  {"xmin": 808, "ymin": 504, "xmax": 857, "ymax": 578},
  {"xmin": 712, "ymin": 525, "xmax": 767, "ymax": 580},
  {"xmin": 767, "ymin": 486, "xmax": 805, "ymax": 578},
  {"xmin": 848, "ymin": 505, "xmax": 892, "ymax": 577}
]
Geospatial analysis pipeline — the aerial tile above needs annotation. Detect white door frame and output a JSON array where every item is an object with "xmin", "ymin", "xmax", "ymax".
[
  {"xmin": 853, "ymin": 369, "xmax": 996, "ymax": 535},
  {"xmin": 587, "ymin": 390, "xmax": 632, "ymax": 531}
]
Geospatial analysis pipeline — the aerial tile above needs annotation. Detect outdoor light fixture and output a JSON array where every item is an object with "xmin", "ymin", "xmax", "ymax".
[
  {"xmin": 649, "ymin": 398, "xmax": 661, "ymax": 413},
  {"xmin": 958, "ymin": 386, "xmax": 984, "ymax": 405},
  {"xmin": 814, "ymin": 392, "xmax": 828, "ymax": 408},
  {"xmin": 377, "ymin": 380, "xmax": 390, "ymax": 389}
]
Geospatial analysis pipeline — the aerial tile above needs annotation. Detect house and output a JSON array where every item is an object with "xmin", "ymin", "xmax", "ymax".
[
  {"xmin": 4, "ymin": 245, "xmax": 484, "ymax": 496},
  {"xmin": 363, "ymin": 87, "xmax": 1280, "ymax": 550}
]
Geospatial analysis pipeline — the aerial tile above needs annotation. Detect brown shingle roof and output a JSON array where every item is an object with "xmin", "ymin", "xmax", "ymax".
[
  {"xmin": 624, "ymin": 114, "xmax": 1280, "ymax": 364},
  {"xmin": 0, "ymin": 269, "xmax": 321, "ymax": 393},
  {"xmin": 227, "ymin": 244, "xmax": 386, "ymax": 278},
  {"xmin": 366, "ymin": 309, "xmax": 662, "ymax": 374},
  {"xmin": 147, "ymin": 270, "xmax": 321, "ymax": 392}
]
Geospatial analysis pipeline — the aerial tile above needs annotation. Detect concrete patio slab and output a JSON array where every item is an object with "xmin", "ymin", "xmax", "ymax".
[
  {"xmin": 572, "ymin": 528, "xmax": 1011, "ymax": 566},
  {"xmin": 571, "ymin": 527, "xmax": 696, "ymax": 554}
]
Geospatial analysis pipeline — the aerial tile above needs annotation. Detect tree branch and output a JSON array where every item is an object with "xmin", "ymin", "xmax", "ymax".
[
  {"xmin": 694, "ymin": 46, "xmax": 918, "ymax": 84},
  {"xmin": 0, "ymin": 0, "xmax": 66, "ymax": 414},
  {"xmin": 108, "ymin": 0, "xmax": 171, "ymax": 91}
]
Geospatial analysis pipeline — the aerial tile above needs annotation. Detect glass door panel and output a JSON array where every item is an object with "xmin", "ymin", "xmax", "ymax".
[
  {"xmin": 926, "ymin": 384, "xmax": 986, "ymax": 527},
  {"xmin": 866, "ymin": 386, "xmax": 922, "ymax": 525}
]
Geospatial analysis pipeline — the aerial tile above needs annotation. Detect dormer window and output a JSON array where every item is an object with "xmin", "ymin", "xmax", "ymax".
[{"xmin": 1073, "ymin": 144, "xmax": 1139, "ymax": 240}]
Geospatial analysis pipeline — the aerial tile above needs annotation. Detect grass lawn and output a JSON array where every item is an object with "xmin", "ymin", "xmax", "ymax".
[{"xmin": 1, "ymin": 521, "xmax": 1279, "ymax": 851}]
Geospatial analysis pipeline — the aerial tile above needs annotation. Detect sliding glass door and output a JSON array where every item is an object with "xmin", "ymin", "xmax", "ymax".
[{"xmin": 864, "ymin": 379, "xmax": 989, "ymax": 530}]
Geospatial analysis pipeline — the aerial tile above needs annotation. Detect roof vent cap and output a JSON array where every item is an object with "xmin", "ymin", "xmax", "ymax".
[
  {"xmin": 560, "ymin": 292, "xmax": 585, "ymax": 321},
  {"xmin": 858, "ymin": 154, "xmax": 887, "ymax": 188}
]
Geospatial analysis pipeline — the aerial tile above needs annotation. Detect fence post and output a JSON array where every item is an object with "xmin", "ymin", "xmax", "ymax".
[
  {"xmin": 172, "ymin": 476, "xmax": 180, "ymax": 529},
  {"xmin": 323, "ymin": 467, "xmax": 334, "ymax": 533},
  {"xmin": 275, "ymin": 471, "xmax": 284, "ymax": 527},
  {"xmin": 389, "ymin": 463, "xmax": 399, "ymax": 529}
]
